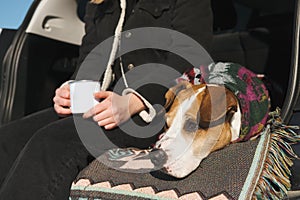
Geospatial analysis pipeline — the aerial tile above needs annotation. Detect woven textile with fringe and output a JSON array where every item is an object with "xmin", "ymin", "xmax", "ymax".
[
  {"xmin": 252, "ymin": 108, "xmax": 300, "ymax": 199},
  {"xmin": 69, "ymin": 109, "xmax": 300, "ymax": 200}
]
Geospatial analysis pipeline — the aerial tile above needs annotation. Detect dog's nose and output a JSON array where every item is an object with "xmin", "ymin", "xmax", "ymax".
[{"xmin": 150, "ymin": 148, "xmax": 167, "ymax": 167}]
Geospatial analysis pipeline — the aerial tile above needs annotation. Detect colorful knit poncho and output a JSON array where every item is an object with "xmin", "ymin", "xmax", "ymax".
[{"xmin": 176, "ymin": 62, "xmax": 270, "ymax": 141}]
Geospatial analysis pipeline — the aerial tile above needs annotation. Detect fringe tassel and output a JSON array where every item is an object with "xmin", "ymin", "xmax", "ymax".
[{"xmin": 253, "ymin": 108, "xmax": 300, "ymax": 200}]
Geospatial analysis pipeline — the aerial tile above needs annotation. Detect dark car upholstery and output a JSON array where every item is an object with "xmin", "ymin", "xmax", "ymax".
[{"xmin": 210, "ymin": 0, "xmax": 295, "ymax": 110}]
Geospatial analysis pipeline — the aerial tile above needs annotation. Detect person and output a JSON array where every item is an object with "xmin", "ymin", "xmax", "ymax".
[{"xmin": 0, "ymin": 0, "xmax": 213, "ymax": 199}]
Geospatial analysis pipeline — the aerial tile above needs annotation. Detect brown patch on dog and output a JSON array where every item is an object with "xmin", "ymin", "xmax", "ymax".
[
  {"xmin": 164, "ymin": 83, "xmax": 206, "ymax": 130},
  {"xmin": 199, "ymin": 85, "xmax": 238, "ymax": 126},
  {"xmin": 192, "ymin": 122, "xmax": 232, "ymax": 157},
  {"xmin": 194, "ymin": 85, "xmax": 237, "ymax": 154},
  {"xmin": 164, "ymin": 81, "xmax": 194, "ymax": 110},
  {"xmin": 165, "ymin": 83, "xmax": 238, "ymax": 157}
]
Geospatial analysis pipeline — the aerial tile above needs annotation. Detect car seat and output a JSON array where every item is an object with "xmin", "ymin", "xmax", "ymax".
[{"xmin": 210, "ymin": 0, "xmax": 295, "ymax": 110}]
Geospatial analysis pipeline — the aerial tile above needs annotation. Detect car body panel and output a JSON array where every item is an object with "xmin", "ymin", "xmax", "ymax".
[{"xmin": 26, "ymin": 0, "xmax": 85, "ymax": 45}]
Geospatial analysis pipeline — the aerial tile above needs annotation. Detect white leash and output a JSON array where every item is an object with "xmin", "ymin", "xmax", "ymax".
[{"xmin": 101, "ymin": 0, "xmax": 127, "ymax": 91}]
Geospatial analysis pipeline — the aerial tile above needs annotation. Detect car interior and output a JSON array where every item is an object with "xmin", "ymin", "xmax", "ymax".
[
  {"xmin": 0, "ymin": 0, "xmax": 84, "ymax": 124},
  {"xmin": 0, "ymin": 0, "xmax": 299, "ymax": 195},
  {"xmin": 0, "ymin": 0, "xmax": 296, "ymax": 125}
]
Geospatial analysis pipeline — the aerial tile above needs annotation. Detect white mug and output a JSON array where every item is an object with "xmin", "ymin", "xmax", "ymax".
[{"xmin": 69, "ymin": 80, "xmax": 101, "ymax": 114}]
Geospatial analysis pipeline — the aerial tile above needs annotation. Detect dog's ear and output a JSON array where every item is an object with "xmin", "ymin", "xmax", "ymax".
[
  {"xmin": 199, "ymin": 86, "xmax": 237, "ymax": 127},
  {"xmin": 164, "ymin": 81, "xmax": 193, "ymax": 109}
]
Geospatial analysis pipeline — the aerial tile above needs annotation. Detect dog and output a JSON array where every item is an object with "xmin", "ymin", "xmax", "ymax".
[
  {"xmin": 73, "ymin": 63, "xmax": 270, "ymax": 188},
  {"xmin": 73, "ymin": 81, "xmax": 242, "ymax": 183},
  {"xmin": 148, "ymin": 81, "xmax": 241, "ymax": 178}
]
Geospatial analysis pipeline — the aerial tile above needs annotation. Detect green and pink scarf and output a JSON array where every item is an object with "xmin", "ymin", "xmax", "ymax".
[{"xmin": 176, "ymin": 62, "xmax": 270, "ymax": 141}]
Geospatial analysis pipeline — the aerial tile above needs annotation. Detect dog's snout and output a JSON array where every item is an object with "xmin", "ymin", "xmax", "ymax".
[{"xmin": 150, "ymin": 148, "xmax": 167, "ymax": 167}]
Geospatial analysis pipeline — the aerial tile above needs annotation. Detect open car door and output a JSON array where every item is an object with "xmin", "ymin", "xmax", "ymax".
[{"xmin": 0, "ymin": 0, "xmax": 85, "ymax": 125}]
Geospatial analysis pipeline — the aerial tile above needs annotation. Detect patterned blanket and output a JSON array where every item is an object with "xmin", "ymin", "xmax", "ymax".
[{"xmin": 70, "ymin": 109, "xmax": 300, "ymax": 200}]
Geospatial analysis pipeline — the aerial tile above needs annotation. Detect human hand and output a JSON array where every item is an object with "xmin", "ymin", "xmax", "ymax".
[
  {"xmin": 83, "ymin": 91, "xmax": 145, "ymax": 129},
  {"xmin": 53, "ymin": 84, "xmax": 72, "ymax": 116}
]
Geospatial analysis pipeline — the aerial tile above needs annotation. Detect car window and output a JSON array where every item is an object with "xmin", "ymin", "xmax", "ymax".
[{"xmin": 0, "ymin": 0, "xmax": 34, "ymax": 29}]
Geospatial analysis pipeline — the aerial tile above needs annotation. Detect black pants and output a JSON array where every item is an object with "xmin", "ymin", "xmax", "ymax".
[{"xmin": 0, "ymin": 108, "xmax": 162, "ymax": 200}]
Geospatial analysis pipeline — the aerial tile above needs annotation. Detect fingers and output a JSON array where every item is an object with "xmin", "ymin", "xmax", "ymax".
[
  {"xmin": 82, "ymin": 101, "xmax": 107, "ymax": 119},
  {"xmin": 83, "ymin": 106, "xmax": 117, "ymax": 129},
  {"xmin": 92, "ymin": 109, "xmax": 112, "ymax": 122},
  {"xmin": 54, "ymin": 104, "xmax": 72, "ymax": 115},
  {"xmin": 95, "ymin": 113, "xmax": 117, "ymax": 129},
  {"xmin": 104, "ymin": 123, "xmax": 118, "ymax": 130},
  {"xmin": 53, "ymin": 84, "xmax": 71, "ymax": 115},
  {"xmin": 82, "ymin": 92, "xmax": 122, "ymax": 129},
  {"xmin": 57, "ymin": 84, "xmax": 70, "ymax": 99},
  {"xmin": 94, "ymin": 91, "xmax": 111, "ymax": 98},
  {"xmin": 82, "ymin": 91, "xmax": 132, "ymax": 129},
  {"xmin": 97, "ymin": 116, "xmax": 115, "ymax": 127},
  {"xmin": 53, "ymin": 85, "xmax": 70, "ymax": 105},
  {"xmin": 53, "ymin": 95, "xmax": 70, "ymax": 107},
  {"xmin": 83, "ymin": 92, "xmax": 113, "ymax": 118}
]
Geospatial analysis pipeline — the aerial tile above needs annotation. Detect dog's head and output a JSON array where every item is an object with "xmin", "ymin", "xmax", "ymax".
[{"xmin": 152, "ymin": 81, "xmax": 241, "ymax": 178}]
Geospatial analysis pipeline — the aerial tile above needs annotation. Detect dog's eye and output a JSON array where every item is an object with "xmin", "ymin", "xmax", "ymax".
[{"xmin": 184, "ymin": 119, "xmax": 198, "ymax": 132}]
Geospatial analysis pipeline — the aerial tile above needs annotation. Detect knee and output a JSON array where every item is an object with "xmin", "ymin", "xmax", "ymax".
[{"xmin": 27, "ymin": 117, "xmax": 77, "ymax": 149}]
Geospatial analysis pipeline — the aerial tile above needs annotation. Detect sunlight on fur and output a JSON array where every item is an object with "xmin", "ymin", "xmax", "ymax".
[{"xmin": 90, "ymin": 0, "xmax": 104, "ymax": 4}]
